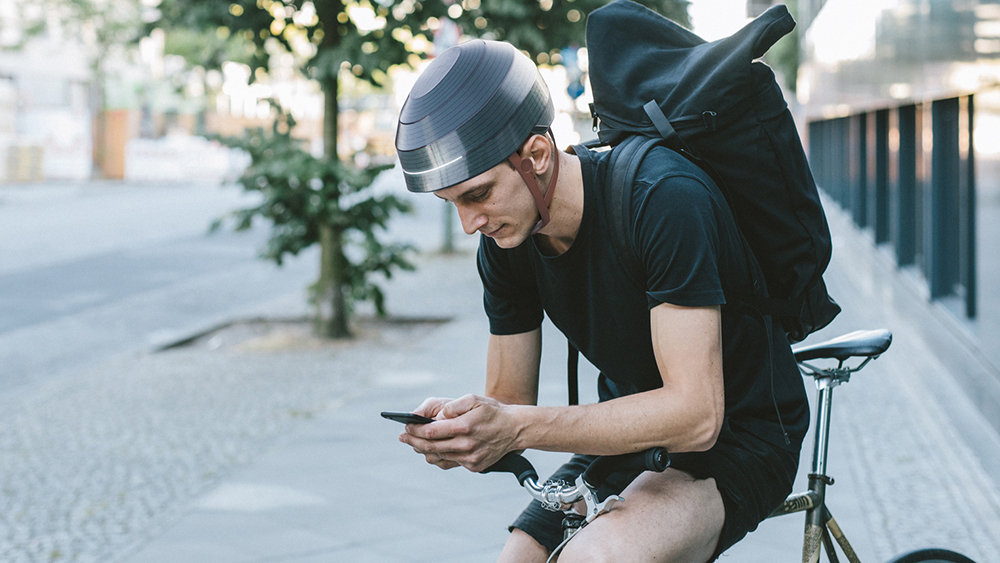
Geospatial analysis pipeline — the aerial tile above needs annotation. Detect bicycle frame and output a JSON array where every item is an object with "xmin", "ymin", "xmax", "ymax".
[
  {"xmin": 480, "ymin": 329, "xmax": 980, "ymax": 563},
  {"xmin": 767, "ymin": 357, "xmax": 877, "ymax": 563}
]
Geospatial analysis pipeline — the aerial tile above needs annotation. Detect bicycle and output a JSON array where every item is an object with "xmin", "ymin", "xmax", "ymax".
[{"xmin": 483, "ymin": 329, "xmax": 978, "ymax": 563}]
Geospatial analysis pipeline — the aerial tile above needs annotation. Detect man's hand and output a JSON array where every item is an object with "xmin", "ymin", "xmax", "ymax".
[
  {"xmin": 400, "ymin": 397, "xmax": 459, "ymax": 469},
  {"xmin": 400, "ymin": 394, "xmax": 519, "ymax": 472}
]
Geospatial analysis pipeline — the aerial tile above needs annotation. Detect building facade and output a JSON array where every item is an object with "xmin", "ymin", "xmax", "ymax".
[
  {"xmin": 0, "ymin": 34, "xmax": 93, "ymax": 182},
  {"xmin": 800, "ymin": 0, "xmax": 1000, "ymax": 391}
]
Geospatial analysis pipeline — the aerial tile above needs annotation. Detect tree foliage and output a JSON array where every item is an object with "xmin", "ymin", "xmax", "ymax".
[
  {"xmin": 151, "ymin": 0, "xmax": 691, "ymax": 87},
  {"xmin": 152, "ymin": 0, "xmax": 692, "ymax": 337},
  {"xmin": 212, "ymin": 109, "xmax": 414, "ymax": 319},
  {"xmin": 764, "ymin": 0, "xmax": 800, "ymax": 92},
  {"xmin": 162, "ymin": 26, "xmax": 256, "ymax": 68}
]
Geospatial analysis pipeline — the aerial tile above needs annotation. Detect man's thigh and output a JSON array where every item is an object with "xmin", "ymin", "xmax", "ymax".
[{"xmin": 557, "ymin": 468, "xmax": 725, "ymax": 563}]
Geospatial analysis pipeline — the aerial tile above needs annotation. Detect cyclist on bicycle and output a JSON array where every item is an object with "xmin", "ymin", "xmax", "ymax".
[{"xmin": 393, "ymin": 39, "xmax": 810, "ymax": 562}]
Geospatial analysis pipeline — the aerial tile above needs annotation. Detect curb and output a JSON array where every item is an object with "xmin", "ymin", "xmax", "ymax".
[{"xmin": 148, "ymin": 314, "xmax": 456, "ymax": 352}]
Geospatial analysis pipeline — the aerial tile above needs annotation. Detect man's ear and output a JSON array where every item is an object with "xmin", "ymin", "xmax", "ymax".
[{"xmin": 517, "ymin": 134, "xmax": 552, "ymax": 176}]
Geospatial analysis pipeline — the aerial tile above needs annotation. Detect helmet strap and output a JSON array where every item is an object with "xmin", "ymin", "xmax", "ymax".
[{"xmin": 508, "ymin": 129, "xmax": 559, "ymax": 235}]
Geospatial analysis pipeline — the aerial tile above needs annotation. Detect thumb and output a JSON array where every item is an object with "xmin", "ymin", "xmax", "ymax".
[
  {"xmin": 440, "ymin": 394, "xmax": 480, "ymax": 419},
  {"xmin": 413, "ymin": 397, "xmax": 451, "ymax": 418}
]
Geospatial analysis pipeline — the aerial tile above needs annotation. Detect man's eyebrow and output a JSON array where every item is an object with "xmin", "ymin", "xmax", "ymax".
[
  {"xmin": 461, "ymin": 181, "xmax": 494, "ymax": 197},
  {"xmin": 436, "ymin": 181, "xmax": 494, "ymax": 202}
]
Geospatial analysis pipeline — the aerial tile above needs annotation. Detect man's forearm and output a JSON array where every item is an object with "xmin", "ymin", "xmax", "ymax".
[
  {"xmin": 493, "ymin": 304, "xmax": 724, "ymax": 458},
  {"xmin": 485, "ymin": 329, "xmax": 542, "ymax": 405},
  {"xmin": 506, "ymin": 385, "xmax": 722, "ymax": 456}
]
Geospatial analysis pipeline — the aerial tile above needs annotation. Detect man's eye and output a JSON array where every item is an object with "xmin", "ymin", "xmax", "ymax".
[{"xmin": 469, "ymin": 189, "xmax": 490, "ymax": 202}]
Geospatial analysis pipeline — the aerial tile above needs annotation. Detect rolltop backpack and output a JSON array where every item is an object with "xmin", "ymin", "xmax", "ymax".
[{"xmin": 585, "ymin": 0, "xmax": 840, "ymax": 343}]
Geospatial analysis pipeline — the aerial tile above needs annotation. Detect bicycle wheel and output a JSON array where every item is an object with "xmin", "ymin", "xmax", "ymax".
[{"xmin": 884, "ymin": 548, "xmax": 977, "ymax": 563}]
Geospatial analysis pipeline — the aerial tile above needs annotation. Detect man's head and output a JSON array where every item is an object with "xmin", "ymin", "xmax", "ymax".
[
  {"xmin": 431, "ymin": 133, "xmax": 558, "ymax": 247},
  {"xmin": 395, "ymin": 40, "xmax": 558, "ymax": 243}
]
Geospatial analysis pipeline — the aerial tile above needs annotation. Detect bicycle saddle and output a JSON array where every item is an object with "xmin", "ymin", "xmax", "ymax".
[{"xmin": 792, "ymin": 329, "xmax": 892, "ymax": 362}]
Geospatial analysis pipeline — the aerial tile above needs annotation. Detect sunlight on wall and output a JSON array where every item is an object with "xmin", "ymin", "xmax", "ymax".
[{"xmin": 689, "ymin": 0, "xmax": 751, "ymax": 41}]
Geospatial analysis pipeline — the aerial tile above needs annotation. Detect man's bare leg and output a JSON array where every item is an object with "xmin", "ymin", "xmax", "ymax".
[
  {"xmin": 497, "ymin": 468, "xmax": 725, "ymax": 563},
  {"xmin": 496, "ymin": 468, "xmax": 725, "ymax": 563},
  {"xmin": 557, "ymin": 468, "xmax": 726, "ymax": 563},
  {"xmin": 497, "ymin": 528, "xmax": 549, "ymax": 563}
]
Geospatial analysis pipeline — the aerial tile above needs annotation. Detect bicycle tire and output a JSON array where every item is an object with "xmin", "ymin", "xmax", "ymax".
[{"xmin": 884, "ymin": 548, "xmax": 977, "ymax": 563}]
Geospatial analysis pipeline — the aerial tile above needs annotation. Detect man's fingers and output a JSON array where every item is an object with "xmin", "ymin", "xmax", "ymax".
[
  {"xmin": 403, "ymin": 415, "xmax": 472, "ymax": 441},
  {"xmin": 399, "ymin": 394, "xmax": 510, "ymax": 474},
  {"xmin": 413, "ymin": 397, "xmax": 451, "ymax": 418},
  {"xmin": 403, "ymin": 431, "xmax": 502, "ymax": 472},
  {"xmin": 400, "ymin": 432, "xmax": 475, "ymax": 456},
  {"xmin": 425, "ymin": 454, "xmax": 460, "ymax": 470},
  {"xmin": 440, "ymin": 394, "xmax": 481, "ymax": 419}
]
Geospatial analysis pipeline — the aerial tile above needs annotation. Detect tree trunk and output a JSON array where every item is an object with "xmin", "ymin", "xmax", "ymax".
[
  {"xmin": 314, "ymin": 74, "xmax": 351, "ymax": 338},
  {"xmin": 316, "ymin": 223, "xmax": 350, "ymax": 338},
  {"xmin": 91, "ymin": 58, "xmax": 106, "ymax": 179}
]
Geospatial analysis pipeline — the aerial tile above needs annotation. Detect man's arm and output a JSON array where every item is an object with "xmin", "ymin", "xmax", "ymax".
[
  {"xmin": 485, "ymin": 328, "xmax": 542, "ymax": 406},
  {"xmin": 404, "ymin": 328, "xmax": 542, "ymax": 469},
  {"xmin": 401, "ymin": 303, "xmax": 725, "ymax": 472}
]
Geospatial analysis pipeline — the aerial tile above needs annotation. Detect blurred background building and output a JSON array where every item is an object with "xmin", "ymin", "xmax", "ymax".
[
  {"xmin": 0, "ymin": 3, "xmax": 92, "ymax": 182},
  {"xmin": 0, "ymin": 0, "xmax": 339, "ymax": 184},
  {"xmin": 794, "ymin": 0, "xmax": 1000, "ymax": 429},
  {"xmin": 0, "ymin": 0, "xmax": 595, "ymax": 185}
]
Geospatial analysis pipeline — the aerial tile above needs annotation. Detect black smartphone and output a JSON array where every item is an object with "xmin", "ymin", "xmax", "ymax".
[{"xmin": 381, "ymin": 411, "xmax": 434, "ymax": 424}]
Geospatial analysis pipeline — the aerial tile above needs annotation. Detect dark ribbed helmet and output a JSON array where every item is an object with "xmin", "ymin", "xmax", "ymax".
[{"xmin": 395, "ymin": 39, "xmax": 554, "ymax": 193}]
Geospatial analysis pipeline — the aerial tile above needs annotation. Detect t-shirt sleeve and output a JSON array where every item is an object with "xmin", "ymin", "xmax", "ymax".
[
  {"xmin": 633, "ymin": 174, "xmax": 727, "ymax": 309},
  {"xmin": 477, "ymin": 236, "xmax": 544, "ymax": 335}
]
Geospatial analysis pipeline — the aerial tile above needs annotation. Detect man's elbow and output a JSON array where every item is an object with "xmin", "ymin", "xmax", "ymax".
[{"xmin": 686, "ymin": 412, "xmax": 723, "ymax": 452}]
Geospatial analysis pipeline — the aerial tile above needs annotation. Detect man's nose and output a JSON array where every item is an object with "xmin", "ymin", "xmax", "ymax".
[{"xmin": 456, "ymin": 204, "xmax": 487, "ymax": 235}]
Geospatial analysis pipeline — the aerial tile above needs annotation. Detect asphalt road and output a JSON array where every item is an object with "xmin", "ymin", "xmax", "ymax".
[
  {"xmin": 0, "ymin": 173, "xmax": 475, "ymax": 563},
  {"xmin": 0, "ymin": 172, "xmax": 467, "ymax": 394},
  {"xmin": 0, "ymin": 181, "xmax": 319, "ymax": 392}
]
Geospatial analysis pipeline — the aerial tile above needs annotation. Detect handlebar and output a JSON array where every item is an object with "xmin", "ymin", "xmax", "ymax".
[
  {"xmin": 582, "ymin": 448, "xmax": 671, "ymax": 488},
  {"xmin": 481, "ymin": 447, "xmax": 670, "ymax": 513},
  {"xmin": 480, "ymin": 451, "xmax": 539, "ymax": 485}
]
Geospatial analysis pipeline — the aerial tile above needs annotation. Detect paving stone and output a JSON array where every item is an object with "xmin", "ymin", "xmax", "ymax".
[{"xmin": 4, "ymin": 198, "xmax": 1000, "ymax": 563}]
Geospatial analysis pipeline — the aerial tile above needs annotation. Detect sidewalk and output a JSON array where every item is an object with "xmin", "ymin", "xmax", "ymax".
[
  {"xmin": 108, "ymin": 247, "xmax": 562, "ymax": 563},
  {"xmin": 8, "ymin": 188, "xmax": 999, "ymax": 562},
  {"xmin": 110, "ymin": 197, "xmax": 1000, "ymax": 563}
]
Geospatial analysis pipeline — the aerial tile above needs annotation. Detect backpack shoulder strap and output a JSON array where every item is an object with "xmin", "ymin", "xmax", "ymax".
[
  {"xmin": 604, "ymin": 135, "xmax": 662, "ymax": 293},
  {"xmin": 605, "ymin": 136, "xmax": 790, "ymax": 315}
]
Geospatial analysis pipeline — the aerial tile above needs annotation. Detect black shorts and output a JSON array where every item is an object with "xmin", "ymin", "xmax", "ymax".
[{"xmin": 509, "ymin": 420, "xmax": 801, "ymax": 561}]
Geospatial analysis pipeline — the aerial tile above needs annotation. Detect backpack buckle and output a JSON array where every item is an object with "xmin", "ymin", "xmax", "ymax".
[{"xmin": 702, "ymin": 111, "xmax": 718, "ymax": 131}]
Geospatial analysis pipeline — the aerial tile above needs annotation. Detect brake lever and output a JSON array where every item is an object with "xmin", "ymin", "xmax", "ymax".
[{"xmin": 575, "ymin": 474, "xmax": 623, "ymax": 524}]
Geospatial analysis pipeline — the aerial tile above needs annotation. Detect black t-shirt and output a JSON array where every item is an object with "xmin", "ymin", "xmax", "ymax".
[{"xmin": 477, "ymin": 146, "xmax": 808, "ymax": 450}]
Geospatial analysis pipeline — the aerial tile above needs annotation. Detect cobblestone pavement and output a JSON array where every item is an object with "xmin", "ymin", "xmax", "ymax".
[
  {"xmin": 838, "ymin": 357, "xmax": 1000, "ymax": 561},
  {"xmin": 0, "ymin": 329, "xmax": 378, "ymax": 563},
  {"xmin": 3, "ymin": 195, "xmax": 1000, "ymax": 562},
  {"xmin": 727, "ymin": 205, "xmax": 1000, "ymax": 563},
  {"xmin": 0, "ymin": 246, "xmax": 478, "ymax": 563},
  {"xmin": 0, "ymin": 249, "xmax": 464, "ymax": 563},
  {"xmin": 811, "ymin": 207, "xmax": 1000, "ymax": 562}
]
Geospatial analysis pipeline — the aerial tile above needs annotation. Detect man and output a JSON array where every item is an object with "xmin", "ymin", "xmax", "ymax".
[{"xmin": 394, "ymin": 39, "xmax": 809, "ymax": 562}]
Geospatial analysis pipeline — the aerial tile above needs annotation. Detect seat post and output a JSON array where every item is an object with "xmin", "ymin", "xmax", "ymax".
[
  {"xmin": 802, "ymin": 381, "xmax": 838, "ymax": 560},
  {"xmin": 811, "ymin": 382, "xmax": 836, "ymax": 478}
]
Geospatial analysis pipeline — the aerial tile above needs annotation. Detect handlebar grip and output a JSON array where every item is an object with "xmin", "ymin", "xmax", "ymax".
[
  {"xmin": 480, "ymin": 452, "xmax": 539, "ymax": 486},
  {"xmin": 582, "ymin": 447, "xmax": 670, "ymax": 489}
]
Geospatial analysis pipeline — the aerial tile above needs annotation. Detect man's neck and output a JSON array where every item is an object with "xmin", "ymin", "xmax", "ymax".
[{"xmin": 534, "ymin": 151, "xmax": 584, "ymax": 256}]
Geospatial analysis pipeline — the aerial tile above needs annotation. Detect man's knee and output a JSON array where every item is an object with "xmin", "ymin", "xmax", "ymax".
[
  {"xmin": 554, "ymin": 471, "xmax": 725, "ymax": 563},
  {"xmin": 497, "ymin": 528, "xmax": 549, "ymax": 563},
  {"xmin": 555, "ymin": 530, "xmax": 618, "ymax": 563}
]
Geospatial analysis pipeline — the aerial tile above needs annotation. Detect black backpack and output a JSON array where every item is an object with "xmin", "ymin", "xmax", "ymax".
[{"xmin": 584, "ymin": 0, "xmax": 840, "ymax": 343}]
